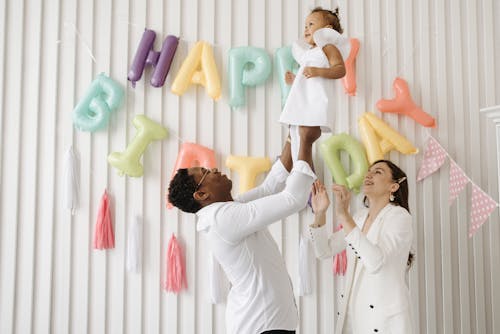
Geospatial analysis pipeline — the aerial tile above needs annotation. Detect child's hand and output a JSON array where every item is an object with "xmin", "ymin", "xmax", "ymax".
[
  {"xmin": 285, "ymin": 71, "xmax": 295, "ymax": 85},
  {"xmin": 303, "ymin": 66, "xmax": 319, "ymax": 78},
  {"xmin": 311, "ymin": 181, "xmax": 330, "ymax": 214}
]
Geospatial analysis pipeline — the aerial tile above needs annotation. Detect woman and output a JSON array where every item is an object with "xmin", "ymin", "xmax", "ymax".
[{"xmin": 309, "ymin": 160, "xmax": 414, "ymax": 333}]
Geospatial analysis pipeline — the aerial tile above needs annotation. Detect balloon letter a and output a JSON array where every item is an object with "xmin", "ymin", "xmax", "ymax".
[
  {"xmin": 171, "ymin": 41, "xmax": 221, "ymax": 100},
  {"xmin": 358, "ymin": 112, "xmax": 418, "ymax": 164}
]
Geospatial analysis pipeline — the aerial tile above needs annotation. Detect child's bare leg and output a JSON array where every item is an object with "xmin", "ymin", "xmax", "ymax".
[
  {"xmin": 279, "ymin": 133, "xmax": 293, "ymax": 172},
  {"xmin": 297, "ymin": 125, "xmax": 321, "ymax": 169}
]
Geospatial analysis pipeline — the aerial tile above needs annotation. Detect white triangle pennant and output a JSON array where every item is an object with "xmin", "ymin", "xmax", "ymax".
[
  {"xmin": 448, "ymin": 160, "xmax": 469, "ymax": 205},
  {"xmin": 417, "ymin": 137, "xmax": 447, "ymax": 181},
  {"xmin": 469, "ymin": 185, "xmax": 499, "ymax": 238}
]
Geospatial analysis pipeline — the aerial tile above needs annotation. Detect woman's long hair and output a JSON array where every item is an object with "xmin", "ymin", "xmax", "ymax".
[{"xmin": 363, "ymin": 160, "xmax": 414, "ymax": 268}]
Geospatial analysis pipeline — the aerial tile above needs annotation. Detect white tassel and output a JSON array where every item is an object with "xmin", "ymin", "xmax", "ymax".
[
  {"xmin": 63, "ymin": 146, "xmax": 79, "ymax": 215},
  {"xmin": 298, "ymin": 235, "xmax": 312, "ymax": 296},
  {"xmin": 209, "ymin": 252, "xmax": 228, "ymax": 304},
  {"xmin": 126, "ymin": 216, "xmax": 142, "ymax": 273}
]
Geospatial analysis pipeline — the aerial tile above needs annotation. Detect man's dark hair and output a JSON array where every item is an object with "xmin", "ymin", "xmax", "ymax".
[
  {"xmin": 168, "ymin": 168, "xmax": 202, "ymax": 213},
  {"xmin": 311, "ymin": 7, "xmax": 343, "ymax": 34}
]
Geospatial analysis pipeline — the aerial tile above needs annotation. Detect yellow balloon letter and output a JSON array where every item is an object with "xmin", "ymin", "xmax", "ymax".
[
  {"xmin": 171, "ymin": 41, "xmax": 221, "ymax": 100},
  {"xmin": 108, "ymin": 115, "xmax": 168, "ymax": 177},
  {"xmin": 358, "ymin": 112, "xmax": 418, "ymax": 164},
  {"xmin": 226, "ymin": 155, "xmax": 271, "ymax": 194}
]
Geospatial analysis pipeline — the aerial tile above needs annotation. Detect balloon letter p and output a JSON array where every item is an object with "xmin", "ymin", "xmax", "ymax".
[{"xmin": 228, "ymin": 47, "xmax": 271, "ymax": 108}]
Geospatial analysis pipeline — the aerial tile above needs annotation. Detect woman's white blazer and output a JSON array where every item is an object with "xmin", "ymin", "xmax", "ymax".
[{"xmin": 309, "ymin": 204, "xmax": 413, "ymax": 334}]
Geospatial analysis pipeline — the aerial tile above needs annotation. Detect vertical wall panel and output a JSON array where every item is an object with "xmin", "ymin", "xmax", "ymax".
[{"xmin": 0, "ymin": 1, "xmax": 499, "ymax": 333}]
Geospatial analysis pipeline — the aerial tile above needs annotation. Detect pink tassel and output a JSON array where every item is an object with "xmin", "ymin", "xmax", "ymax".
[
  {"xmin": 164, "ymin": 234, "xmax": 187, "ymax": 293},
  {"xmin": 333, "ymin": 225, "xmax": 347, "ymax": 276},
  {"xmin": 93, "ymin": 189, "xmax": 115, "ymax": 249}
]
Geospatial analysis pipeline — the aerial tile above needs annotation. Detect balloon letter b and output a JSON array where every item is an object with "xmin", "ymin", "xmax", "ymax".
[
  {"xmin": 228, "ymin": 47, "xmax": 272, "ymax": 108},
  {"xmin": 225, "ymin": 155, "xmax": 271, "ymax": 194},
  {"xmin": 171, "ymin": 41, "xmax": 221, "ymax": 100},
  {"xmin": 108, "ymin": 115, "xmax": 168, "ymax": 177},
  {"xmin": 73, "ymin": 73, "xmax": 124, "ymax": 132},
  {"xmin": 320, "ymin": 133, "xmax": 369, "ymax": 193}
]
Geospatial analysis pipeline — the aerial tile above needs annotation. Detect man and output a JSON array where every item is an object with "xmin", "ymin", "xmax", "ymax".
[{"xmin": 168, "ymin": 127, "xmax": 320, "ymax": 334}]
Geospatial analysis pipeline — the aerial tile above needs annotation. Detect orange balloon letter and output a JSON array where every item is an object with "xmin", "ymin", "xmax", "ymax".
[
  {"xmin": 342, "ymin": 38, "xmax": 360, "ymax": 96},
  {"xmin": 167, "ymin": 142, "xmax": 217, "ymax": 209},
  {"xmin": 376, "ymin": 77, "xmax": 436, "ymax": 128}
]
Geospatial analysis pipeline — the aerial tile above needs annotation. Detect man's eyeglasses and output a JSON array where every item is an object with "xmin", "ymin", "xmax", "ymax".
[{"xmin": 195, "ymin": 168, "xmax": 210, "ymax": 191}]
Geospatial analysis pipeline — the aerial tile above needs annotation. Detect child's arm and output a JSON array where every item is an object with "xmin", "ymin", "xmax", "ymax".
[{"xmin": 302, "ymin": 44, "xmax": 346, "ymax": 79}]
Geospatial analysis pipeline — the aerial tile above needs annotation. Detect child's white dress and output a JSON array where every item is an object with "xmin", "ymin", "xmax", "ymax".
[{"xmin": 279, "ymin": 28, "xmax": 350, "ymax": 132}]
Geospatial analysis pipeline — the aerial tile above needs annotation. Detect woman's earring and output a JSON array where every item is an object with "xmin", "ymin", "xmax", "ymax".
[{"xmin": 389, "ymin": 193, "xmax": 395, "ymax": 202}]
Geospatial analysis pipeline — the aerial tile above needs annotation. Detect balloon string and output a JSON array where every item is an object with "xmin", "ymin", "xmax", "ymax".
[{"xmin": 64, "ymin": 21, "xmax": 97, "ymax": 64}]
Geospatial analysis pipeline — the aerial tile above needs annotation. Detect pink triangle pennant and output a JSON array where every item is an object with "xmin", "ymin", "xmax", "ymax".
[
  {"xmin": 417, "ymin": 137, "xmax": 447, "ymax": 181},
  {"xmin": 448, "ymin": 160, "xmax": 469, "ymax": 205},
  {"xmin": 469, "ymin": 185, "xmax": 499, "ymax": 238}
]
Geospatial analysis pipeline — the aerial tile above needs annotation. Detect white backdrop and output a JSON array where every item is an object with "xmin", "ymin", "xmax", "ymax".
[{"xmin": 1, "ymin": 0, "xmax": 499, "ymax": 333}]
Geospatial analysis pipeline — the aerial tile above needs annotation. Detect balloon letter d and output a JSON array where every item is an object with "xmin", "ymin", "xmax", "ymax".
[{"xmin": 320, "ymin": 133, "xmax": 369, "ymax": 193}]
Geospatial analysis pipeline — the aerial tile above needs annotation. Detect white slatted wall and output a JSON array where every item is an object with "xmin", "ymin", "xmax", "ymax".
[{"xmin": 1, "ymin": 0, "xmax": 499, "ymax": 333}]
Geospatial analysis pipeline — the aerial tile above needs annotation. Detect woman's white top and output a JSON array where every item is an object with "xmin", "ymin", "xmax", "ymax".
[
  {"xmin": 279, "ymin": 28, "xmax": 350, "ymax": 132},
  {"xmin": 309, "ymin": 204, "xmax": 414, "ymax": 334}
]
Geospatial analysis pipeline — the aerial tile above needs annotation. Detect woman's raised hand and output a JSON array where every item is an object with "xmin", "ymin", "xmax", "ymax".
[
  {"xmin": 311, "ymin": 180, "xmax": 330, "ymax": 214},
  {"xmin": 332, "ymin": 184, "xmax": 351, "ymax": 218}
]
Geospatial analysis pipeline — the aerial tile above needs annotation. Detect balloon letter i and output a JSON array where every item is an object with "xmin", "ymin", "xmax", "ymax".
[{"xmin": 108, "ymin": 115, "xmax": 168, "ymax": 177}]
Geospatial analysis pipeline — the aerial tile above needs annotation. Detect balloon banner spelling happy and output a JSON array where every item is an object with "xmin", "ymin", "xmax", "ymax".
[
  {"xmin": 73, "ymin": 73, "xmax": 124, "ymax": 132},
  {"xmin": 171, "ymin": 41, "xmax": 221, "ymax": 100},
  {"xmin": 358, "ymin": 112, "xmax": 418, "ymax": 164},
  {"xmin": 320, "ymin": 133, "xmax": 369, "ymax": 193},
  {"xmin": 108, "ymin": 115, "xmax": 168, "ymax": 177},
  {"xmin": 225, "ymin": 155, "xmax": 271, "ymax": 194},
  {"xmin": 128, "ymin": 29, "xmax": 179, "ymax": 88},
  {"xmin": 228, "ymin": 46, "xmax": 272, "ymax": 108}
]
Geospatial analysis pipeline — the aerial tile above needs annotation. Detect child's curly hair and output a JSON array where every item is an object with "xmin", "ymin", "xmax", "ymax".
[{"xmin": 311, "ymin": 7, "xmax": 343, "ymax": 34}]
